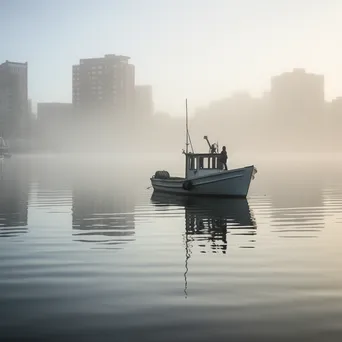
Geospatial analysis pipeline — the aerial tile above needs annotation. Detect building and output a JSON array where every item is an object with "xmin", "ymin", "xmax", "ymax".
[
  {"xmin": 37, "ymin": 102, "xmax": 73, "ymax": 133},
  {"xmin": 270, "ymin": 68, "xmax": 324, "ymax": 120},
  {"xmin": 270, "ymin": 68, "xmax": 325, "ymax": 149},
  {"xmin": 0, "ymin": 61, "xmax": 28, "ymax": 139},
  {"xmin": 326, "ymin": 97, "xmax": 342, "ymax": 140},
  {"xmin": 37, "ymin": 102, "xmax": 73, "ymax": 121},
  {"xmin": 329, "ymin": 97, "xmax": 342, "ymax": 113},
  {"xmin": 72, "ymin": 54, "xmax": 135, "ymax": 118},
  {"xmin": 135, "ymin": 85, "xmax": 153, "ymax": 118},
  {"xmin": 37, "ymin": 102, "xmax": 73, "ymax": 151}
]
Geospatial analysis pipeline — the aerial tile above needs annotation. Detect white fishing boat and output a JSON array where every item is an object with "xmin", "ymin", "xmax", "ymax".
[{"xmin": 150, "ymin": 100, "xmax": 257, "ymax": 198}]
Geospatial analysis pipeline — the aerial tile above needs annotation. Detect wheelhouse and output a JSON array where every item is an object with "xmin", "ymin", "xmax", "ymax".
[{"xmin": 185, "ymin": 153, "xmax": 223, "ymax": 178}]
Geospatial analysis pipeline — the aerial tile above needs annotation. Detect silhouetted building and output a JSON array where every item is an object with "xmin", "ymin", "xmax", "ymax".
[
  {"xmin": 27, "ymin": 99, "xmax": 32, "ymax": 116},
  {"xmin": 329, "ymin": 97, "xmax": 342, "ymax": 114},
  {"xmin": 37, "ymin": 102, "xmax": 73, "ymax": 120},
  {"xmin": 191, "ymin": 92, "xmax": 266, "ymax": 151},
  {"xmin": 324, "ymin": 97, "xmax": 342, "ymax": 149},
  {"xmin": 135, "ymin": 85, "xmax": 153, "ymax": 118},
  {"xmin": 271, "ymin": 68, "xmax": 324, "ymax": 122},
  {"xmin": 37, "ymin": 102, "xmax": 73, "ymax": 151},
  {"xmin": 269, "ymin": 68, "xmax": 325, "ymax": 149},
  {"xmin": 72, "ymin": 54, "xmax": 135, "ymax": 118},
  {"xmin": 0, "ymin": 60, "xmax": 28, "ymax": 139}
]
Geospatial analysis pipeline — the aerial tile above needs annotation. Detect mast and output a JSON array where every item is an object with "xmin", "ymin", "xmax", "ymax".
[{"xmin": 185, "ymin": 99, "xmax": 189, "ymax": 154}]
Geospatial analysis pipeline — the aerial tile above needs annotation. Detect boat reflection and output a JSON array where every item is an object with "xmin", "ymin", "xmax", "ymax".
[
  {"xmin": 151, "ymin": 192, "xmax": 257, "ymax": 297},
  {"xmin": 151, "ymin": 192, "xmax": 257, "ymax": 253}
]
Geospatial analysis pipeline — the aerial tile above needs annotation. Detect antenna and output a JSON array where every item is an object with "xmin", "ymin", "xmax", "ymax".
[
  {"xmin": 185, "ymin": 99, "xmax": 194, "ymax": 153},
  {"xmin": 185, "ymin": 99, "xmax": 189, "ymax": 154}
]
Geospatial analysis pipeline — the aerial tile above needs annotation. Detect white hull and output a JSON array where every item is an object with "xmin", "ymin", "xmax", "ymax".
[{"xmin": 151, "ymin": 165, "xmax": 255, "ymax": 198}]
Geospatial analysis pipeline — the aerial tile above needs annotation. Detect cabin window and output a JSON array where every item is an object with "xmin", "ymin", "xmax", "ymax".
[
  {"xmin": 189, "ymin": 156, "xmax": 197, "ymax": 170},
  {"xmin": 189, "ymin": 156, "xmax": 220, "ymax": 170},
  {"xmin": 211, "ymin": 157, "xmax": 218, "ymax": 169},
  {"xmin": 199, "ymin": 157, "xmax": 203, "ymax": 169},
  {"xmin": 199, "ymin": 156, "xmax": 219, "ymax": 169}
]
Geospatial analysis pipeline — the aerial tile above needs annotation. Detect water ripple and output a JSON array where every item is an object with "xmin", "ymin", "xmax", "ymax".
[{"xmin": 1, "ymin": 157, "xmax": 342, "ymax": 341}]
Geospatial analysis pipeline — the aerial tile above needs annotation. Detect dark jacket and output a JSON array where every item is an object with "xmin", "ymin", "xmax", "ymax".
[{"xmin": 220, "ymin": 150, "xmax": 227, "ymax": 163}]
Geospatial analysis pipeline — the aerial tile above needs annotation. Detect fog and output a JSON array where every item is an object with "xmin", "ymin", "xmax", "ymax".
[{"xmin": 1, "ymin": 1, "xmax": 342, "ymax": 155}]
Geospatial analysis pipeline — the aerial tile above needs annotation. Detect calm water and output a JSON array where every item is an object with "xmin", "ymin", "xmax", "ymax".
[{"xmin": 1, "ymin": 154, "xmax": 342, "ymax": 341}]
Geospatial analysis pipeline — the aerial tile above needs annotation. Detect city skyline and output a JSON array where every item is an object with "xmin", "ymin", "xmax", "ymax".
[
  {"xmin": 1, "ymin": 54, "xmax": 340, "ymax": 152},
  {"xmin": 1, "ymin": 0, "xmax": 342, "ymax": 115},
  {"xmin": 3, "ymin": 56, "xmax": 342, "ymax": 117}
]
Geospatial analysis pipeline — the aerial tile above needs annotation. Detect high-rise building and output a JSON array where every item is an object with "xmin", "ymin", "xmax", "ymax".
[
  {"xmin": 72, "ymin": 54, "xmax": 135, "ymax": 118},
  {"xmin": 270, "ymin": 68, "xmax": 324, "ymax": 120},
  {"xmin": 135, "ymin": 85, "xmax": 153, "ymax": 118},
  {"xmin": 0, "ymin": 61, "xmax": 28, "ymax": 138},
  {"xmin": 270, "ymin": 68, "xmax": 325, "ymax": 148}
]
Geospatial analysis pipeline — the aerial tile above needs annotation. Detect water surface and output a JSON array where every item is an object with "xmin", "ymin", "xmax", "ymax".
[{"xmin": 1, "ymin": 154, "xmax": 342, "ymax": 341}]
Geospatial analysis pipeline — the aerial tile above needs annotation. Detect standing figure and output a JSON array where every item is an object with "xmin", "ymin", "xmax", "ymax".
[{"xmin": 219, "ymin": 146, "xmax": 228, "ymax": 170}]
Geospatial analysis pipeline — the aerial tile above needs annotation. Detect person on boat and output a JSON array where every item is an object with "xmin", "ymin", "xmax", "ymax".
[{"xmin": 219, "ymin": 146, "xmax": 228, "ymax": 170}]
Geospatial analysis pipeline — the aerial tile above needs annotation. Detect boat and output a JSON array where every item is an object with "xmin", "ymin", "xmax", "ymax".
[{"xmin": 150, "ymin": 100, "xmax": 257, "ymax": 198}]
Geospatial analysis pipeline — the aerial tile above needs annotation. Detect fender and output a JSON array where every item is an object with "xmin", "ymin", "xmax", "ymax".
[{"xmin": 182, "ymin": 180, "xmax": 193, "ymax": 191}]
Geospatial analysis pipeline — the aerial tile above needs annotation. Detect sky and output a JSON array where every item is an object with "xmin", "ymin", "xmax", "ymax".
[{"xmin": 1, "ymin": 0, "xmax": 342, "ymax": 115}]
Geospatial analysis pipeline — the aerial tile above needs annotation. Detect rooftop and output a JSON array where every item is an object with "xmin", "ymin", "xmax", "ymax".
[
  {"xmin": 0, "ymin": 60, "xmax": 28, "ymax": 67},
  {"xmin": 77, "ymin": 54, "xmax": 131, "ymax": 65},
  {"xmin": 273, "ymin": 68, "xmax": 323, "ymax": 79}
]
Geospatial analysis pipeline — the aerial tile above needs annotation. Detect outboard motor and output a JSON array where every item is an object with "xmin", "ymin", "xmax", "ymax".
[{"xmin": 154, "ymin": 170, "xmax": 170, "ymax": 179}]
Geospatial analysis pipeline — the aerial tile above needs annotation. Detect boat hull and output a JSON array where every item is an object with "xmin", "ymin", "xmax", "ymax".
[{"xmin": 151, "ymin": 165, "xmax": 255, "ymax": 198}]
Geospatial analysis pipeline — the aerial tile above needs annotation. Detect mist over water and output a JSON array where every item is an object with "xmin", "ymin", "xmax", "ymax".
[
  {"xmin": 1, "ymin": 154, "xmax": 342, "ymax": 341},
  {"xmin": 2, "ymin": 2, "xmax": 342, "ymax": 340}
]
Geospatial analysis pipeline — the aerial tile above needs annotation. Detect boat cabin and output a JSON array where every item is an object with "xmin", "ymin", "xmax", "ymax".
[{"xmin": 185, "ymin": 153, "xmax": 223, "ymax": 179}]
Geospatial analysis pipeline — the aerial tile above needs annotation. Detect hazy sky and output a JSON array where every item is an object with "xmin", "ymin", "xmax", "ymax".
[{"xmin": 1, "ymin": 0, "xmax": 341, "ymax": 115}]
